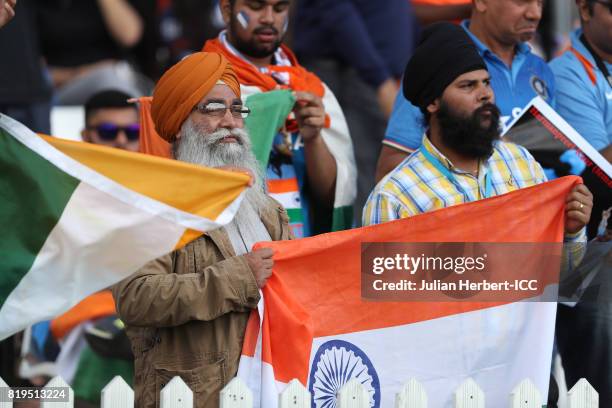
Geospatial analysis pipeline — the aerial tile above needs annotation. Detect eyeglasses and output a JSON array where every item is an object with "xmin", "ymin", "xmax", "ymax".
[
  {"xmin": 593, "ymin": 0, "xmax": 612, "ymax": 13},
  {"xmin": 89, "ymin": 123, "xmax": 140, "ymax": 141},
  {"xmin": 194, "ymin": 102, "xmax": 251, "ymax": 119}
]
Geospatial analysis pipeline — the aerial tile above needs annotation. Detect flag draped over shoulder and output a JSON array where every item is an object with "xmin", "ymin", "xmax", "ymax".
[
  {"xmin": 239, "ymin": 176, "xmax": 581, "ymax": 407},
  {"xmin": 0, "ymin": 114, "xmax": 249, "ymax": 340}
]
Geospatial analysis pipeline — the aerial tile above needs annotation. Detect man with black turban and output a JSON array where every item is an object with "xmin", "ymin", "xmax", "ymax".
[
  {"xmin": 363, "ymin": 23, "xmax": 593, "ymax": 405},
  {"xmin": 376, "ymin": 0, "xmax": 557, "ymax": 181},
  {"xmin": 363, "ymin": 23, "xmax": 592, "ymax": 246},
  {"xmin": 112, "ymin": 52, "xmax": 292, "ymax": 408}
]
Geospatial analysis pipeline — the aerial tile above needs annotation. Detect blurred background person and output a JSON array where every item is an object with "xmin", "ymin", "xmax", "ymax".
[
  {"xmin": 82, "ymin": 90, "xmax": 140, "ymax": 152},
  {"xmin": 550, "ymin": 0, "xmax": 611, "ymax": 239},
  {"xmin": 550, "ymin": 0, "xmax": 612, "ymax": 405},
  {"xmin": 157, "ymin": 0, "xmax": 225, "ymax": 68},
  {"xmin": 33, "ymin": 0, "xmax": 154, "ymax": 105},
  {"xmin": 0, "ymin": 0, "xmax": 51, "ymax": 134},
  {"xmin": 550, "ymin": 0, "xmax": 611, "ymax": 165},
  {"xmin": 293, "ymin": 0, "xmax": 418, "ymax": 225},
  {"xmin": 0, "ymin": 0, "xmax": 15, "ymax": 28}
]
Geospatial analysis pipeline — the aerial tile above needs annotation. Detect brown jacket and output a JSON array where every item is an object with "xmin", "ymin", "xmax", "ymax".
[{"xmin": 112, "ymin": 197, "xmax": 291, "ymax": 408}]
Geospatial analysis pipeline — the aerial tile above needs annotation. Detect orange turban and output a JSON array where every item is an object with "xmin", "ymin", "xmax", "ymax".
[{"xmin": 151, "ymin": 52, "xmax": 241, "ymax": 142}]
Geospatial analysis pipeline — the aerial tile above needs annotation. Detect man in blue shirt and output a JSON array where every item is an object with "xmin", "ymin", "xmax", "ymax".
[
  {"xmin": 549, "ymin": 1, "xmax": 612, "ymax": 405},
  {"xmin": 376, "ymin": 0, "xmax": 555, "ymax": 181},
  {"xmin": 549, "ymin": 2, "xmax": 611, "ymax": 162}
]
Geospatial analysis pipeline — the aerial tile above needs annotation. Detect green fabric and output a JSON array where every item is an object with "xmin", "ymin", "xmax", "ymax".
[
  {"xmin": 0, "ymin": 124, "xmax": 80, "ymax": 306},
  {"xmin": 72, "ymin": 344, "xmax": 134, "ymax": 404},
  {"xmin": 245, "ymin": 90, "xmax": 295, "ymax": 170},
  {"xmin": 331, "ymin": 205, "xmax": 354, "ymax": 231},
  {"xmin": 286, "ymin": 208, "xmax": 303, "ymax": 223}
]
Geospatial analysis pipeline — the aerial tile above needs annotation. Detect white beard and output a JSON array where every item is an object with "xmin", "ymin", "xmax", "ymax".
[
  {"xmin": 174, "ymin": 118, "xmax": 268, "ymax": 213},
  {"xmin": 173, "ymin": 118, "xmax": 272, "ymax": 253}
]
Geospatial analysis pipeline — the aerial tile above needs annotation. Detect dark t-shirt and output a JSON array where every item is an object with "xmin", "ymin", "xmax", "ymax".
[
  {"xmin": 0, "ymin": 0, "xmax": 51, "ymax": 103},
  {"xmin": 293, "ymin": 0, "xmax": 418, "ymax": 88},
  {"xmin": 35, "ymin": 0, "xmax": 136, "ymax": 67}
]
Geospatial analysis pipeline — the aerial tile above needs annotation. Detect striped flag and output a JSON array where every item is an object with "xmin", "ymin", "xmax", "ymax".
[
  {"xmin": 0, "ymin": 114, "xmax": 249, "ymax": 340},
  {"xmin": 240, "ymin": 84, "xmax": 356, "ymax": 232},
  {"xmin": 238, "ymin": 176, "xmax": 580, "ymax": 407}
]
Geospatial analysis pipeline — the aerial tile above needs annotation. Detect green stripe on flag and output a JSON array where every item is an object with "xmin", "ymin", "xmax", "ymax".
[
  {"xmin": 331, "ymin": 205, "xmax": 354, "ymax": 231},
  {"xmin": 285, "ymin": 208, "xmax": 303, "ymax": 223},
  {"xmin": 0, "ymin": 127, "xmax": 80, "ymax": 306},
  {"xmin": 245, "ymin": 90, "xmax": 295, "ymax": 171}
]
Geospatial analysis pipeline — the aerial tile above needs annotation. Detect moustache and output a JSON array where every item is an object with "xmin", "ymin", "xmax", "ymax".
[
  {"xmin": 474, "ymin": 103, "xmax": 500, "ymax": 118},
  {"xmin": 254, "ymin": 26, "xmax": 279, "ymax": 36},
  {"xmin": 205, "ymin": 128, "xmax": 247, "ymax": 146}
]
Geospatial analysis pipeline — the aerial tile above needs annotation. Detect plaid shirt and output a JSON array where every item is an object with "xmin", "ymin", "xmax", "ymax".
[{"xmin": 363, "ymin": 136, "xmax": 586, "ymax": 266}]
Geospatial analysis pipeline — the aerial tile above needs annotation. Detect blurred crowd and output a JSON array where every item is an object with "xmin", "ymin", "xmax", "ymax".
[
  {"xmin": 0, "ymin": 0, "xmax": 610, "ymax": 407},
  {"xmin": 0, "ymin": 0, "xmax": 578, "ymax": 222}
]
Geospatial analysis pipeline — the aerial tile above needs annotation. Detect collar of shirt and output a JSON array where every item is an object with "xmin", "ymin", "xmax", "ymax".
[
  {"xmin": 460, "ymin": 20, "xmax": 531, "ymax": 62},
  {"xmin": 420, "ymin": 134, "xmax": 489, "ymax": 179},
  {"xmin": 570, "ymin": 28, "xmax": 595, "ymax": 66}
]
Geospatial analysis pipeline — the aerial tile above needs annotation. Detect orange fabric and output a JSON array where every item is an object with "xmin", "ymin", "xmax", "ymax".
[
  {"xmin": 137, "ymin": 96, "xmax": 172, "ymax": 158},
  {"xmin": 203, "ymin": 39, "xmax": 330, "ymax": 130},
  {"xmin": 245, "ymin": 176, "xmax": 581, "ymax": 383},
  {"xmin": 204, "ymin": 39, "xmax": 323, "ymax": 96},
  {"xmin": 267, "ymin": 178, "xmax": 299, "ymax": 194},
  {"xmin": 570, "ymin": 47, "xmax": 597, "ymax": 86},
  {"xmin": 50, "ymin": 291, "xmax": 116, "ymax": 340},
  {"xmin": 151, "ymin": 52, "xmax": 241, "ymax": 142}
]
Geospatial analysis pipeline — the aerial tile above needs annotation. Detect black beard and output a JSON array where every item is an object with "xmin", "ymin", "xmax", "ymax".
[
  {"xmin": 436, "ymin": 101, "xmax": 501, "ymax": 160},
  {"xmin": 229, "ymin": 16, "xmax": 283, "ymax": 59}
]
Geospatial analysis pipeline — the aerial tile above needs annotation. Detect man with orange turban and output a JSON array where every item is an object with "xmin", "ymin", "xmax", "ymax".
[
  {"xmin": 112, "ymin": 51, "xmax": 292, "ymax": 408},
  {"xmin": 204, "ymin": 0, "xmax": 356, "ymax": 237}
]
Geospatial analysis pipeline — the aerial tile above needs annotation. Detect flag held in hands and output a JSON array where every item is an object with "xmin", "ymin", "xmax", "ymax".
[
  {"xmin": 0, "ymin": 114, "xmax": 249, "ymax": 340},
  {"xmin": 239, "ymin": 176, "xmax": 581, "ymax": 407}
]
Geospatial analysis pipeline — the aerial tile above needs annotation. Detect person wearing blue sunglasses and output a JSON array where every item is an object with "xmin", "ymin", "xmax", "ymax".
[{"xmin": 82, "ymin": 89, "xmax": 140, "ymax": 152}]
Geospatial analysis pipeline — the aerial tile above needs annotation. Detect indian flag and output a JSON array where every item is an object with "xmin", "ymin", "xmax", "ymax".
[
  {"xmin": 238, "ymin": 176, "xmax": 580, "ymax": 407},
  {"xmin": 0, "ymin": 114, "xmax": 249, "ymax": 340},
  {"xmin": 241, "ymin": 85, "xmax": 356, "ymax": 232}
]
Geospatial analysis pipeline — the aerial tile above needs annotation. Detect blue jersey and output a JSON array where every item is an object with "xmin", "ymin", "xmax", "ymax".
[
  {"xmin": 266, "ymin": 131, "xmax": 311, "ymax": 239},
  {"xmin": 549, "ymin": 29, "xmax": 612, "ymax": 151},
  {"xmin": 384, "ymin": 20, "xmax": 556, "ymax": 153}
]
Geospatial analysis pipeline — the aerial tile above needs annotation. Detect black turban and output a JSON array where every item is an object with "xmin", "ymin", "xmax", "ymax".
[{"xmin": 403, "ymin": 22, "xmax": 487, "ymax": 110}]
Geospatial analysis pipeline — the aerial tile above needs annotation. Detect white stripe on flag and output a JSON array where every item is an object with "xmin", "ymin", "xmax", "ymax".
[
  {"xmin": 307, "ymin": 302, "xmax": 556, "ymax": 407},
  {"xmin": 0, "ymin": 182, "xmax": 186, "ymax": 338},
  {"xmin": 268, "ymin": 191, "xmax": 300, "ymax": 210}
]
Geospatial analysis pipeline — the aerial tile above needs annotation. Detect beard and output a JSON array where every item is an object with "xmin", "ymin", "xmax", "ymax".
[
  {"xmin": 173, "ymin": 119, "xmax": 268, "ymax": 216},
  {"xmin": 229, "ymin": 16, "xmax": 283, "ymax": 59},
  {"xmin": 436, "ymin": 100, "xmax": 501, "ymax": 160}
]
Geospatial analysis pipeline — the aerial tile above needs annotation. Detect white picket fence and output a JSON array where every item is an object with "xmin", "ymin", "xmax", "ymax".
[{"xmin": 0, "ymin": 375, "xmax": 599, "ymax": 408}]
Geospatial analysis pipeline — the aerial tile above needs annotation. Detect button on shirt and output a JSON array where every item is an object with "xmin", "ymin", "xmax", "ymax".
[
  {"xmin": 549, "ymin": 28, "xmax": 612, "ymax": 151},
  {"xmin": 383, "ymin": 20, "xmax": 556, "ymax": 153}
]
